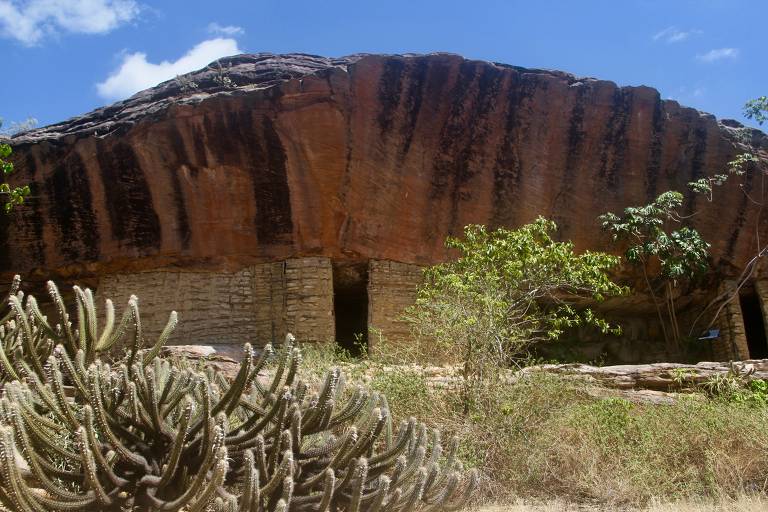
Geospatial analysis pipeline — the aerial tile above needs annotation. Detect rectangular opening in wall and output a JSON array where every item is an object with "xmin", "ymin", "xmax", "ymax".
[
  {"xmin": 332, "ymin": 261, "xmax": 369, "ymax": 356},
  {"xmin": 739, "ymin": 287, "xmax": 768, "ymax": 359}
]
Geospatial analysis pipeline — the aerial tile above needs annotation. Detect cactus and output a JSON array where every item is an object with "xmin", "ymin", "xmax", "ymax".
[{"xmin": 0, "ymin": 278, "xmax": 478, "ymax": 511}]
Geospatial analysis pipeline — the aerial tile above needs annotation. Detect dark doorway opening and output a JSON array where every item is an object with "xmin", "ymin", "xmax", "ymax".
[
  {"xmin": 333, "ymin": 261, "xmax": 369, "ymax": 356},
  {"xmin": 739, "ymin": 289, "xmax": 768, "ymax": 359}
]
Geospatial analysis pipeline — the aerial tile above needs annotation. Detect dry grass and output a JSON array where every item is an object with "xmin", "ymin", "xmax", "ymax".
[
  {"xmin": 330, "ymin": 365, "xmax": 768, "ymax": 507},
  {"xmin": 473, "ymin": 495, "xmax": 768, "ymax": 511},
  {"xmin": 299, "ymin": 344, "xmax": 768, "ymax": 508}
]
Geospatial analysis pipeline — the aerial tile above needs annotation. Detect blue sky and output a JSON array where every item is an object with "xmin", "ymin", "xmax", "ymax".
[{"xmin": 0, "ymin": 0, "xmax": 765, "ymax": 131}]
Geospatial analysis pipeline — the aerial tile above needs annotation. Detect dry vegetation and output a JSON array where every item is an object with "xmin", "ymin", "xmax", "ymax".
[
  {"xmin": 300, "ymin": 344, "xmax": 768, "ymax": 510},
  {"xmin": 476, "ymin": 495, "xmax": 768, "ymax": 511}
]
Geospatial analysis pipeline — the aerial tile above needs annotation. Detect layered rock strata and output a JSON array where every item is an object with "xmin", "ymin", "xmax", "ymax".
[{"xmin": 4, "ymin": 53, "xmax": 768, "ymax": 359}]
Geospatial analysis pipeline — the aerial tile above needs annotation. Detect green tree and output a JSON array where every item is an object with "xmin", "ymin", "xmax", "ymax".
[
  {"xmin": 599, "ymin": 191, "xmax": 710, "ymax": 350},
  {"xmin": 0, "ymin": 120, "xmax": 30, "ymax": 212},
  {"xmin": 744, "ymin": 96, "xmax": 768, "ymax": 125},
  {"xmin": 406, "ymin": 217, "xmax": 625, "ymax": 411}
]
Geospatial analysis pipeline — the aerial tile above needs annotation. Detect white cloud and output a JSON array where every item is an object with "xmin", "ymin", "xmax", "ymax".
[
  {"xmin": 696, "ymin": 47, "xmax": 739, "ymax": 62},
  {"xmin": 667, "ymin": 85, "xmax": 707, "ymax": 103},
  {"xmin": 96, "ymin": 37, "xmax": 241, "ymax": 101},
  {"xmin": 653, "ymin": 26, "xmax": 700, "ymax": 43},
  {"xmin": 0, "ymin": 0, "xmax": 139, "ymax": 45},
  {"xmin": 207, "ymin": 22, "xmax": 243, "ymax": 36}
]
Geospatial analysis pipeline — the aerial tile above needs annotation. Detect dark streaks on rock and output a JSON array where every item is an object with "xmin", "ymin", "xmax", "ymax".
[
  {"xmin": 97, "ymin": 142, "xmax": 161, "ymax": 251},
  {"xmin": 645, "ymin": 95, "xmax": 665, "ymax": 200},
  {"xmin": 432, "ymin": 62, "xmax": 501, "ymax": 207},
  {"xmin": 491, "ymin": 73, "xmax": 535, "ymax": 227},
  {"xmin": 398, "ymin": 57, "xmax": 429, "ymax": 163},
  {"xmin": 165, "ymin": 126, "xmax": 192, "ymax": 249},
  {"xmin": 16, "ymin": 153, "xmax": 47, "ymax": 268},
  {"xmin": 256, "ymin": 116, "xmax": 293, "ymax": 244},
  {"xmin": 430, "ymin": 61, "xmax": 476, "ymax": 201},
  {"xmin": 377, "ymin": 59, "xmax": 405, "ymax": 135},
  {"xmin": 682, "ymin": 124, "xmax": 709, "ymax": 216},
  {"xmin": 725, "ymin": 178, "xmax": 751, "ymax": 260},
  {"xmin": 45, "ymin": 151, "xmax": 100, "ymax": 260},
  {"xmin": 191, "ymin": 124, "xmax": 209, "ymax": 169},
  {"xmin": 599, "ymin": 88, "xmax": 632, "ymax": 189},
  {"xmin": 553, "ymin": 83, "xmax": 588, "ymax": 231}
]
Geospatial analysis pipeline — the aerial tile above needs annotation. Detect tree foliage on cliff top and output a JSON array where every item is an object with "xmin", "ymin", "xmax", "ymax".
[{"xmin": 0, "ymin": 120, "xmax": 30, "ymax": 212}]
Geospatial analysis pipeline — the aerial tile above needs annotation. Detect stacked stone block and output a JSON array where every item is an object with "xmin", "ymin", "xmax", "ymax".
[
  {"xmin": 367, "ymin": 260, "xmax": 423, "ymax": 350},
  {"xmin": 283, "ymin": 258, "xmax": 335, "ymax": 344},
  {"xmin": 96, "ymin": 257, "xmax": 336, "ymax": 347}
]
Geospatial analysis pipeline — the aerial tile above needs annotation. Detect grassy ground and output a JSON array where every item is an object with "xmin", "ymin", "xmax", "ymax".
[
  {"xmin": 474, "ymin": 495, "xmax": 768, "ymax": 510},
  {"xmin": 300, "ymin": 344, "xmax": 768, "ymax": 509}
]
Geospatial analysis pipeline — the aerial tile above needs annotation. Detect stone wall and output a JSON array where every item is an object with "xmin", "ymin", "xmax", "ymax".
[
  {"xmin": 95, "ymin": 257, "xmax": 335, "ymax": 347},
  {"xmin": 544, "ymin": 315, "xmax": 673, "ymax": 365},
  {"xmin": 712, "ymin": 281, "xmax": 751, "ymax": 360},
  {"xmin": 367, "ymin": 260, "xmax": 423, "ymax": 350},
  {"xmin": 251, "ymin": 262, "xmax": 288, "ymax": 344},
  {"xmin": 283, "ymin": 258, "xmax": 335, "ymax": 344},
  {"xmin": 93, "ymin": 259, "xmax": 768, "ymax": 363},
  {"xmin": 95, "ymin": 269, "xmax": 258, "ymax": 346}
]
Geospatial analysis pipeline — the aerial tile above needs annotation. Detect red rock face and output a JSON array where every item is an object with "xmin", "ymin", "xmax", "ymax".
[{"xmin": 3, "ymin": 53, "xmax": 767, "ymax": 278}]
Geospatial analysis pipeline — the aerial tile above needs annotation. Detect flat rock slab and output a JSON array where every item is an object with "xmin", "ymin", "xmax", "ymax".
[
  {"xmin": 160, "ymin": 344, "xmax": 243, "ymax": 376},
  {"xmin": 526, "ymin": 360, "xmax": 768, "ymax": 391},
  {"xmin": 159, "ymin": 345, "xmax": 768, "ymax": 400}
]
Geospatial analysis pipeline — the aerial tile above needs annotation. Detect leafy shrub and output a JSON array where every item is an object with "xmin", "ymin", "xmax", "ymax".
[
  {"xmin": 0, "ymin": 278, "xmax": 477, "ymax": 511},
  {"xmin": 405, "ymin": 219, "xmax": 625, "ymax": 411}
]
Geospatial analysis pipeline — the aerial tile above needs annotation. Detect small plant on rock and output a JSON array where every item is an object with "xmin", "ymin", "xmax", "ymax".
[
  {"xmin": 0, "ymin": 125, "xmax": 31, "ymax": 213},
  {"xmin": 699, "ymin": 363, "xmax": 768, "ymax": 406}
]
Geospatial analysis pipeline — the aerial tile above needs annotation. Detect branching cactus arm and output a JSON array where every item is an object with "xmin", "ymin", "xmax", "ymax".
[{"xmin": 0, "ymin": 278, "xmax": 479, "ymax": 512}]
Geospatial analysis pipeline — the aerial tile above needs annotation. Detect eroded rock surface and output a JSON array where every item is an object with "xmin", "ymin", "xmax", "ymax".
[
  {"xmin": 4, "ymin": 53, "xmax": 768, "ymax": 356},
  {"xmin": 3, "ymin": 52, "xmax": 767, "ymax": 278}
]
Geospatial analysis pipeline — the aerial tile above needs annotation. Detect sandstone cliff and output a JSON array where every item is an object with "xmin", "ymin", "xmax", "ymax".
[
  {"xmin": 3, "ymin": 53, "xmax": 768, "ymax": 359},
  {"xmin": 4, "ymin": 53, "xmax": 767, "ymax": 277}
]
